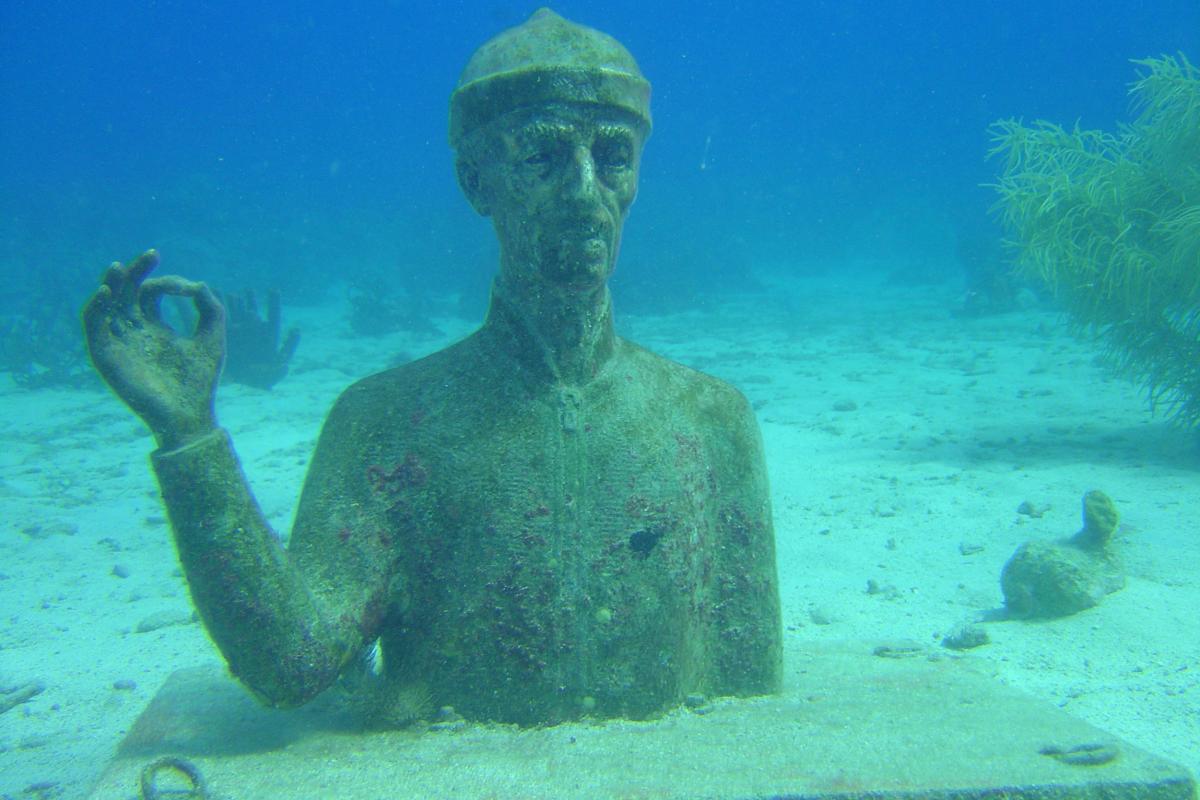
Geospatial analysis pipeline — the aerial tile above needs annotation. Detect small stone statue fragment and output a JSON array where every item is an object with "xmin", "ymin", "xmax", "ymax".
[{"xmin": 1000, "ymin": 490, "xmax": 1124, "ymax": 619}]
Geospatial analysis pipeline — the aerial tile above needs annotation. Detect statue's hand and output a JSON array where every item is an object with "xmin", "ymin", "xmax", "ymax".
[{"xmin": 82, "ymin": 250, "xmax": 225, "ymax": 449}]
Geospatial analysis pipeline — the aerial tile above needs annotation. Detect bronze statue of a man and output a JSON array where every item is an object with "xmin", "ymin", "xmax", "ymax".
[{"xmin": 83, "ymin": 9, "xmax": 781, "ymax": 725}]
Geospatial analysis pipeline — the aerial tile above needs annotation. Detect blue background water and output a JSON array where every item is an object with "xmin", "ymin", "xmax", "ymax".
[{"xmin": 2, "ymin": 1, "xmax": 1197, "ymax": 319}]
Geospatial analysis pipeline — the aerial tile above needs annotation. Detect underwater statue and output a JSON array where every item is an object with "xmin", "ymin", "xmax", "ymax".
[{"xmin": 82, "ymin": 9, "xmax": 782, "ymax": 725}]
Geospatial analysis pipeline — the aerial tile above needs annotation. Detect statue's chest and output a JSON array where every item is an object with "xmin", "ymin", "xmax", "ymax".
[
  {"xmin": 367, "ymin": 388, "xmax": 722, "ymax": 717},
  {"xmin": 396, "ymin": 391, "xmax": 716, "ymax": 586}
]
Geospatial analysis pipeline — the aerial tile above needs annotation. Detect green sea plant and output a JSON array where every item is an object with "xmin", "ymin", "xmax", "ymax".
[{"xmin": 989, "ymin": 53, "xmax": 1200, "ymax": 426}]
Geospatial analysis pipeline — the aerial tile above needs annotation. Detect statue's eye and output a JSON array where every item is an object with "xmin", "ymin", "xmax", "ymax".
[
  {"xmin": 521, "ymin": 140, "xmax": 559, "ymax": 168},
  {"xmin": 595, "ymin": 138, "xmax": 632, "ymax": 170}
]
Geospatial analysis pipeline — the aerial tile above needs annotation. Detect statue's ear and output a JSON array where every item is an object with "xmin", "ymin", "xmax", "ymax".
[{"xmin": 456, "ymin": 158, "xmax": 491, "ymax": 217}]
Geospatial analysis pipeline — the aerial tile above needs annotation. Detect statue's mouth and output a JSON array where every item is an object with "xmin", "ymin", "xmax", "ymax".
[
  {"xmin": 530, "ymin": 216, "xmax": 616, "ymax": 287},
  {"xmin": 559, "ymin": 215, "xmax": 612, "ymax": 245},
  {"xmin": 555, "ymin": 232, "xmax": 608, "ymax": 263},
  {"xmin": 579, "ymin": 220, "xmax": 608, "ymax": 239},
  {"xmin": 575, "ymin": 238, "xmax": 608, "ymax": 264}
]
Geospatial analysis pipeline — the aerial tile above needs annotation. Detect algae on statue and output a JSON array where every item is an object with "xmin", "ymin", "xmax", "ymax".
[{"xmin": 990, "ymin": 54, "xmax": 1200, "ymax": 426}]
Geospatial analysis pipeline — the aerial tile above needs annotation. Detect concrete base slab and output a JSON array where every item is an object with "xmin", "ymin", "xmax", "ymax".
[{"xmin": 86, "ymin": 641, "xmax": 1196, "ymax": 799}]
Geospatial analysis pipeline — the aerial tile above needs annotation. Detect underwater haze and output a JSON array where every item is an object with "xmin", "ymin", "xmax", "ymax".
[
  {"xmin": 3, "ymin": 1, "xmax": 1197, "ymax": 312},
  {"xmin": 2, "ymin": 2, "xmax": 1200, "ymax": 798}
]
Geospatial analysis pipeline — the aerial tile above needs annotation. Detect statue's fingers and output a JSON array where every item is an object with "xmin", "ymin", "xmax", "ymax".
[
  {"xmin": 141, "ymin": 276, "xmax": 215, "ymax": 329},
  {"xmin": 101, "ymin": 261, "xmax": 132, "ymax": 306},
  {"xmin": 127, "ymin": 249, "xmax": 160, "ymax": 285},
  {"xmin": 138, "ymin": 277, "xmax": 178, "ymax": 323},
  {"xmin": 82, "ymin": 285, "xmax": 115, "ymax": 342},
  {"xmin": 101, "ymin": 262, "xmax": 123, "ymax": 290},
  {"xmin": 102, "ymin": 250, "xmax": 158, "ymax": 308},
  {"xmin": 191, "ymin": 282, "xmax": 227, "ymax": 344}
]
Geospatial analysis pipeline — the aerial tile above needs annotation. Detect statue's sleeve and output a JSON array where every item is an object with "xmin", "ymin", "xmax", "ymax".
[
  {"xmin": 151, "ymin": 390, "xmax": 394, "ymax": 708},
  {"xmin": 709, "ymin": 391, "xmax": 784, "ymax": 695}
]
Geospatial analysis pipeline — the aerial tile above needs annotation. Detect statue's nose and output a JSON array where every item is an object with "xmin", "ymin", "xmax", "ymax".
[{"xmin": 563, "ymin": 145, "xmax": 599, "ymax": 200}]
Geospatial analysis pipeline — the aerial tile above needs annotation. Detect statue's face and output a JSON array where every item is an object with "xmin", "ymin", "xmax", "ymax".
[{"xmin": 466, "ymin": 104, "xmax": 645, "ymax": 293}]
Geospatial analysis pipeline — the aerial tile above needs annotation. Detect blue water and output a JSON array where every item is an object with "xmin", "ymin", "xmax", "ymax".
[{"xmin": 3, "ymin": 1, "xmax": 1196, "ymax": 316}]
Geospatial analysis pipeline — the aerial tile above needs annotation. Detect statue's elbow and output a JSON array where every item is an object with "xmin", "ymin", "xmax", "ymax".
[{"xmin": 228, "ymin": 641, "xmax": 344, "ymax": 709}]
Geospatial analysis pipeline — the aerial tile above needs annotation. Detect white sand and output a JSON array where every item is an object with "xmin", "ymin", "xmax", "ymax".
[{"xmin": 2, "ymin": 274, "xmax": 1197, "ymax": 798}]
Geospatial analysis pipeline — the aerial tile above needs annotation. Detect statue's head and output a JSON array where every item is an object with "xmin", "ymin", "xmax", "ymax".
[{"xmin": 450, "ymin": 9, "xmax": 652, "ymax": 295}]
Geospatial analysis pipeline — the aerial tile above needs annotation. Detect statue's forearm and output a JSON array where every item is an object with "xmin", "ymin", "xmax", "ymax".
[{"xmin": 151, "ymin": 428, "xmax": 358, "ymax": 707}]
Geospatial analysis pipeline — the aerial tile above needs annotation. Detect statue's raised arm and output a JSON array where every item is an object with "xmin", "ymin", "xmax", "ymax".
[{"xmin": 82, "ymin": 250, "xmax": 389, "ymax": 707}]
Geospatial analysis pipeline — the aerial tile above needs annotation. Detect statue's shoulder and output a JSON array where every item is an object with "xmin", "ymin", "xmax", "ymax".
[
  {"xmin": 615, "ymin": 338, "xmax": 754, "ymax": 422},
  {"xmin": 328, "ymin": 334, "xmax": 482, "ymax": 420}
]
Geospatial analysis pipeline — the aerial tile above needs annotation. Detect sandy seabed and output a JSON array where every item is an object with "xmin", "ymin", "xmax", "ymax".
[{"xmin": 2, "ymin": 273, "xmax": 1197, "ymax": 798}]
